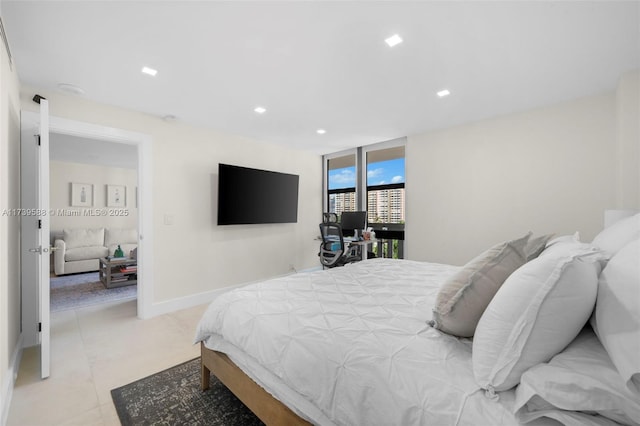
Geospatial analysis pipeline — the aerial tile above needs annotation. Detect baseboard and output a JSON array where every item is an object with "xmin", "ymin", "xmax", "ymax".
[
  {"xmin": 146, "ymin": 267, "xmax": 322, "ymax": 318},
  {"xmin": 145, "ymin": 267, "xmax": 322, "ymax": 318},
  {"xmin": 146, "ymin": 282, "xmax": 247, "ymax": 318},
  {"xmin": 1, "ymin": 333, "xmax": 23, "ymax": 426}
]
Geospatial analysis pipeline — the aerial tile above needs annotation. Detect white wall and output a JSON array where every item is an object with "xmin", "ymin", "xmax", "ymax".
[
  {"xmin": 406, "ymin": 91, "xmax": 619, "ymax": 265},
  {"xmin": 0, "ymin": 19, "xmax": 22, "ymax": 425},
  {"xmin": 21, "ymin": 87, "xmax": 322, "ymax": 306},
  {"xmin": 49, "ymin": 160, "xmax": 138, "ymax": 237}
]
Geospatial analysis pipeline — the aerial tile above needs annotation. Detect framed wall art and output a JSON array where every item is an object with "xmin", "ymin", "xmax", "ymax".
[
  {"xmin": 107, "ymin": 184, "xmax": 126, "ymax": 207},
  {"xmin": 70, "ymin": 183, "xmax": 94, "ymax": 207}
]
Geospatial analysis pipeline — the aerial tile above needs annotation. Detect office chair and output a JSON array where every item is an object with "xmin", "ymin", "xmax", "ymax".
[
  {"xmin": 322, "ymin": 212, "xmax": 338, "ymax": 224},
  {"xmin": 318, "ymin": 222, "xmax": 360, "ymax": 268}
]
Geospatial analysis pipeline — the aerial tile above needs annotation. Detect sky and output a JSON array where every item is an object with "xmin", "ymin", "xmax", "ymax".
[{"xmin": 329, "ymin": 158, "xmax": 405, "ymax": 190}]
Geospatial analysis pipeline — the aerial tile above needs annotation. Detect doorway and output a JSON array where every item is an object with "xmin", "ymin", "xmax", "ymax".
[
  {"xmin": 49, "ymin": 133, "xmax": 139, "ymax": 312},
  {"xmin": 21, "ymin": 111, "xmax": 154, "ymax": 350}
]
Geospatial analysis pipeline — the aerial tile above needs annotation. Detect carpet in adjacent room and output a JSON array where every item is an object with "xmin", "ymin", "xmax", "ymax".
[
  {"xmin": 50, "ymin": 272, "xmax": 136, "ymax": 312},
  {"xmin": 111, "ymin": 358, "xmax": 264, "ymax": 426}
]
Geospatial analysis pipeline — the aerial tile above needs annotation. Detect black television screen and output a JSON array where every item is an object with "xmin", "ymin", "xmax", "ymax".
[{"xmin": 217, "ymin": 163, "xmax": 299, "ymax": 225}]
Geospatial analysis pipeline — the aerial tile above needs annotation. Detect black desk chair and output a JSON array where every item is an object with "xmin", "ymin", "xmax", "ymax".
[
  {"xmin": 318, "ymin": 222, "xmax": 360, "ymax": 268},
  {"xmin": 322, "ymin": 212, "xmax": 338, "ymax": 224}
]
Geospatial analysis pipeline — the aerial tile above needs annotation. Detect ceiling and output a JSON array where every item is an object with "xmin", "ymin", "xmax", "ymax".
[
  {"xmin": 2, "ymin": 1, "xmax": 639, "ymax": 155},
  {"xmin": 50, "ymin": 133, "xmax": 138, "ymax": 169}
]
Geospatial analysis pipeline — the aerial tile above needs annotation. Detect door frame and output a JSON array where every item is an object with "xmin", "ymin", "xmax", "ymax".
[{"xmin": 21, "ymin": 112, "xmax": 154, "ymax": 346}]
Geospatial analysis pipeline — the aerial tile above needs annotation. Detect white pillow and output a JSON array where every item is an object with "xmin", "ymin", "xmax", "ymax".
[
  {"xmin": 105, "ymin": 228, "xmax": 138, "ymax": 246},
  {"xmin": 514, "ymin": 327, "xmax": 640, "ymax": 426},
  {"xmin": 63, "ymin": 228, "xmax": 105, "ymax": 249},
  {"xmin": 472, "ymin": 252, "xmax": 601, "ymax": 392},
  {"xmin": 430, "ymin": 233, "xmax": 530, "ymax": 337},
  {"xmin": 592, "ymin": 212, "xmax": 640, "ymax": 256},
  {"xmin": 591, "ymin": 238, "xmax": 640, "ymax": 394},
  {"xmin": 540, "ymin": 232, "xmax": 600, "ymax": 259},
  {"xmin": 546, "ymin": 232, "xmax": 580, "ymax": 246}
]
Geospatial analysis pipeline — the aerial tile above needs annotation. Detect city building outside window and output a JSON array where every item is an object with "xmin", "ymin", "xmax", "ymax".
[
  {"xmin": 327, "ymin": 153, "xmax": 356, "ymax": 219},
  {"xmin": 366, "ymin": 148, "xmax": 405, "ymax": 225},
  {"xmin": 365, "ymin": 145, "xmax": 405, "ymax": 258}
]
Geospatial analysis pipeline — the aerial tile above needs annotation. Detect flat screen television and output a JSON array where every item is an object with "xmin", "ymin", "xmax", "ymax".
[{"xmin": 217, "ymin": 163, "xmax": 299, "ymax": 225}]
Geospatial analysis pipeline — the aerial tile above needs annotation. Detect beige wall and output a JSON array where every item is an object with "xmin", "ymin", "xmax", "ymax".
[
  {"xmin": 406, "ymin": 91, "xmax": 621, "ymax": 265},
  {"xmin": 616, "ymin": 70, "xmax": 640, "ymax": 209},
  {"xmin": 21, "ymin": 88, "xmax": 322, "ymax": 304},
  {"xmin": 49, "ymin": 161, "xmax": 138, "ymax": 237},
  {"xmin": 0, "ymin": 20, "xmax": 22, "ymax": 421}
]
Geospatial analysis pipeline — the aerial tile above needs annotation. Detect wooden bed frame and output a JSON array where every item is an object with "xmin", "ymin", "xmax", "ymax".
[{"xmin": 200, "ymin": 343, "xmax": 312, "ymax": 425}]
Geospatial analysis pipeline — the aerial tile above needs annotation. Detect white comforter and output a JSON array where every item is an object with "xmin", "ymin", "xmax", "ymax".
[{"xmin": 195, "ymin": 258, "xmax": 522, "ymax": 426}]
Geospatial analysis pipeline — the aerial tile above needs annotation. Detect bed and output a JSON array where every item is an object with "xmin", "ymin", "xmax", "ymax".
[{"xmin": 195, "ymin": 213, "xmax": 640, "ymax": 426}]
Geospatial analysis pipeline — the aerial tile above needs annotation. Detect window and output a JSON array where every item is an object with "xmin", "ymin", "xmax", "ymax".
[
  {"xmin": 366, "ymin": 146, "xmax": 405, "ymax": 225},
  {"xmin": 326, "ymin": 153, "xmax": 356, "ymax": 217},
  {"xmin": 323, "ymin": 139, "xmax": 406, "ymax": 259}
]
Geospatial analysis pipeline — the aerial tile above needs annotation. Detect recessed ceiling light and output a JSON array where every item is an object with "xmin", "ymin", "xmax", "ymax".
[
  {"xmin": 385, "ymin": 34, "xmax": 403, "ymax": 47},
  {"xmin": 141, "ymin": 66, "xmax": 158, "ymax": 76},
  {"xmin": 254, "ymin": 106, "xmax": 267, "ymax": 114},
  {"xmin": 316, "ymin": 129, "xmax": 326, "ymax": 135},
  {"xmin": 437, "ymin": 89, "xmax": 451, "ymax": 98}
]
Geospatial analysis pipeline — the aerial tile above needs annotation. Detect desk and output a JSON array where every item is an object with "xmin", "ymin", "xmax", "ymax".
[
  {"xmin": 345, "ymin": 238, "xmax": 386, "ymax": 260},
  {"xmin": 316, "ymin": 237, "xmax": 387, "ymax": 262}
]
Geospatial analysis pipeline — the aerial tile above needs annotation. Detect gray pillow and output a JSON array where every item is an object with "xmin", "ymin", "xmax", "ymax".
[
  {"xmin": 524, "ymin": 233, "xmax": 555, "ymax": 261},
  {"xmin": 430, "ymin": 233, "xmax": 530, "ymax": 337}
]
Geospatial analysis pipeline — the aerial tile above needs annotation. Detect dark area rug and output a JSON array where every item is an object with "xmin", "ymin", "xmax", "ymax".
[
  {"xmin": 111, "ymin": 358, "xmax": 264, "ymax": 426},
  {"xmin": 50, "ymin": 272, "xmax": 136, "ymax": 312}
]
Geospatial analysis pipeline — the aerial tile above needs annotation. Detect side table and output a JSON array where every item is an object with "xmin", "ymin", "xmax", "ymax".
[{"xmin": 99, "ymin": 257, "xmax": 137, "ymax": 288}]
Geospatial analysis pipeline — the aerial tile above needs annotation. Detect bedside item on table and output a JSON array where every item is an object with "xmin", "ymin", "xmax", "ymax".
[{"xmin": 362, "ymin": 227, "xmax": 375, "ymax": 241}]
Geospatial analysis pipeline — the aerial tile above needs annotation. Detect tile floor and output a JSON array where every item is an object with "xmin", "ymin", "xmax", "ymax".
[{"xmin": 7, "ymin": 299, "xmax": 209, "ymax": 426}]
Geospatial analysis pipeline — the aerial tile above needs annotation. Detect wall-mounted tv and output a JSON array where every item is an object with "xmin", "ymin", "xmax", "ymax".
[{"xmin": 217, "ymin": 163, "xmax": 299, "ymax": 225}]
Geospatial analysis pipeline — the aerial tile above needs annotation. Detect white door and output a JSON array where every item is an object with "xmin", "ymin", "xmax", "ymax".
[{"xmin": 20, "ymin": 97, "xmax": 51, "ymax": 379}]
